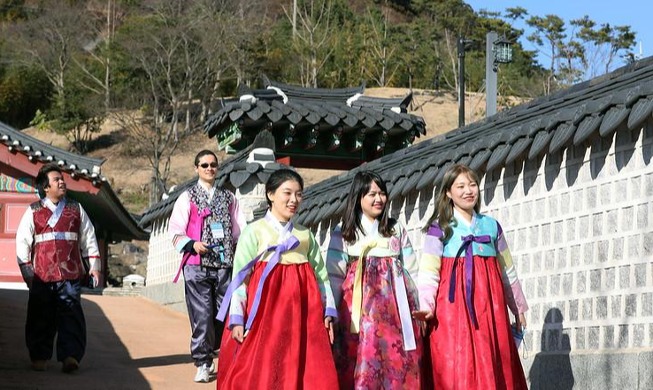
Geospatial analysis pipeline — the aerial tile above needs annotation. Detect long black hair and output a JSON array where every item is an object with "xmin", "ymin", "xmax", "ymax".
[{"xmin": 340, "ymin": 170, "xmax": 394, "ymax": 243}]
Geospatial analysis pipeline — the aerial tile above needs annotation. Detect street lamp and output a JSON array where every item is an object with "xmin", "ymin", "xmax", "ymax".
[
  {"xmin": 492, "ymin": 36, "xmax": 513, "ymax": 71},
  {"xmin": 486, "ymin": 32, "xmax": 513, "ymax": 117}
]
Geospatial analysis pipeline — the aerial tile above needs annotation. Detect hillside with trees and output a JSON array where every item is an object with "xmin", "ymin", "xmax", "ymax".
[{"xmin": 0, "ymin": 0, "xmax": 638, "ymax": 212}]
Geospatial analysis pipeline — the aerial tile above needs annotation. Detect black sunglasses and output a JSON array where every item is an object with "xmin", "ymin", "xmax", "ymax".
[{"xmin": 199, "ymin": 162, "xmax": 218, "ymax": 169}]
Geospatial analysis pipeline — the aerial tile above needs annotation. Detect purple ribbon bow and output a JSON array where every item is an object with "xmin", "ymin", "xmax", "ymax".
[
  {"xmin": 448, "ymin": 234, "xmax": 491, "ymax": 328},
  {"xmin": 216, "ymin": 234, "xmax": 300, "ymax": 330}
]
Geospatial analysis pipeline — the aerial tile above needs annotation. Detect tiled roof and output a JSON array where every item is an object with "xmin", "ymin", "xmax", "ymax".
[
  {"xmin": 295, "ymin": 56, "xmax": 653, "ymax": 226},
  {"xmin": 0, "ymin": 121, "xmax": 147, "ymax": 241},
  {"xmin": 204, "ymin": 77, "xmax": 426, "ymax": 148},
  {"xmin": 0, "ymin": 122, "xmax": 104, "ymax": 182}
]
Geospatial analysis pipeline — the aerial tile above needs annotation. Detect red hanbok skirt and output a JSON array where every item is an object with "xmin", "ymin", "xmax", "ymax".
[
  {"xmin": 217, "ymin": 261, "xmax": 338, "ymax": 390},
  {"xmin": 423, "ymin": 255, "xmax": 527, "ymax": 390}
]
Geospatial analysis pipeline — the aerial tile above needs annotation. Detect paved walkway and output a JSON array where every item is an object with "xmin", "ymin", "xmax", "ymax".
[{"xmin": 0, "ymin": 286, "xmax": 214, "ymax": 389}]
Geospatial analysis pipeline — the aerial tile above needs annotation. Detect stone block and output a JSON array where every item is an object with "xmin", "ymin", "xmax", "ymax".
[
  {"xmin": 530, "ymin": 226, "xmax": 540, "ymax": 248},
  {"xmin": 583, "ymin": 242, "xmax": 594, "ymax": 265},
  {"xmin": 605, "ymin": 267, "xmax": 615, "ymax": 290},
  {"xmin": 538, "ymin": 276, "xmax": 547, "ymax": 298},
  {"xmin": 603, "ymin": 325, "xmax": 614, "ymax": 349},
  {"xmin": 642, "ymin": 293, "xmax": 652, "ymax": 316},
  {"xmin": 579, "ymin": 216, "xmax": 590, "ymax": 239},
  {"xmin": 541, "ymin": 223, "xmax": 551, "ymax": 245},
  {"xmin": 612, "ymin": 237, "xmax": 624, "ymax": 261},
  {"xmin": 625, "ymin": 294, "xmax": 637, "ymax": 317},
  {"xmin": 637, "ymin": 203, "xmax": 649, "ymax": 229},
  {"xmin": 545, "ymin": 250, "xmax": 555, "ymax": 270},
  {"xmin": 590, "ymin": 270, "xmax": 602, "ymax": 292},
  {"xmin": 597, "ymin": 240, "xmax": 609, "ymax": 263},
  {"xmin": 549, "ymin": 274, "xmax": 560, "ymax": 296},
  {"xmin": 619, "ymin": 265, "xmax": 631, "ymax": 289},
  {"xmin": 548, "ymin": 196, "xmax": 559, "ymax": 218},
  {"xmin": 626, "ymin": 234, "xmax": 639, "ymax": 258},
  {"xmin": 643, "ymin": 232, "xmax": 653, "ymax": 254},
  {"xmin": 588, "ymin": 326, "xmax": 600, "ymax": 349},
  {"xmin": 568, "ymin": 299, "xmax": 578, "ymax": 321},
  {"xmin": 633, "ymin": 324, "xmax": 645, "ymax": 347},
  {"xmin": 560, "ymin": 192, "xmax": 570, "ymax": 214},
  {"xmin": 586, "ymin": 186, "xmax": 597, "ymax": 209},
  {"xmin": 556, "ymin": 247, "xmax": 567, "ymax": 269},
  {"xmin": 575, "ymin": 327, "xmax": 585, "ymax": 350},
  {"xmin": 576, "ymin": 271, "xmax": 587, "ymax": 294},
  {"xmin": 606, "ymin": 209, "xmax": 619, "ymax": 234},
  {"xmin": 621, "ymin": 206, "xmax": 634, "ymax": 232},
  {"xmin": 635, "ymin": 263, "xmax": 647, "ymax": 287},
  {"xmin": 571, "ymin": 244, "xmax": 581, "ymax": 266},
  {"xmin": 592, "ymin": 212, "xmax": 603, "ymax": 237},
  {"xmin": 582, "ymin": 298, "xmax": 593, "ymax": 320},
  {"xmin": 639, "ymin": 351, "xmax": 653, "ymax": 390},
  {"xmin": 553, "ymin": 221, "xmax": 563, "ymax": 244},
  {"xmin": 611, "ymin": 295, "xmax": 622, "ymax": 318},
  {"xmin": 600, "ymin": 183, "xmax": 612, "ymax": 205},
  {"xmin": 596, "ymin": 296, "xmax": 608, "ymax": 319},
  {"xmin": 562, "ymin": 273, "xmax": 573, "ymax": 296},
  {"xmin": 630, "ymin": 175, "xmax": 642, "ymax": 198},
  {"xmin": 566, "ymin": 219, "xmax": 577, "ymax": 242},
  {"xmin": 618, "ymin": 324, "xmax": 630, "ymax": 348}
]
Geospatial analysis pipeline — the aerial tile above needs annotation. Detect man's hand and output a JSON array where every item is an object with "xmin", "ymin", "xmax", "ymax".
[
  {"xmin": 18, "ymin": 263, "xmax": 34, "ymax": 289},
  {"xmin": 90, "ymin": 270, "xmax": 100, "ymax": 288},
  {"xmin": 193, "ymin": 241, "xmax": 209, "ymax": 255}
]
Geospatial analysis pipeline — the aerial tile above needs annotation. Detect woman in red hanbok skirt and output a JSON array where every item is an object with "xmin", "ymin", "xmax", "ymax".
[
  {"xmin": 414, "ymin": 164, "xmax": 529, "ymax": 390},
  {"xmin": 216, "ymin": 169, "xmax": 338, "ymax": 390}
]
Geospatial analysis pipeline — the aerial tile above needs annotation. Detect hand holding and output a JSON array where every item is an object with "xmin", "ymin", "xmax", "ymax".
[
  {"xmin": 193, "ymin": 241, "xmax": 209, "ymax": 255},
  {"xmin": 324, "ymin": 316, "xmax": 334, "ymax": 344},
  {"xmin": 411, "ymin": 310, "xmax": 434, "ymax": 322},
  {"xmin": 231, "ymin": 325, "xmax": 245, "ymax": 343},
  {"xmin": 516, "ymin": 313, "xmax": 527, "ymax": 331}
]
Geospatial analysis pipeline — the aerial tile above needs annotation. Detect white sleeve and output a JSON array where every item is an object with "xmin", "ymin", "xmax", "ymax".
[
  {"xmin": 79, "ymin": 205, "xmax": 101, "ymax": 271},
  {"xmin": 169, "ymin": 191, "xmax": 192, "ymax": 252},
  {"xmin": 15, "ymin": 207, "xmax": 35, "ymax": 265}
]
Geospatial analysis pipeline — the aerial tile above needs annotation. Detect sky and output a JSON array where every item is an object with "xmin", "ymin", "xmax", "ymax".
[{"xmin": 465, "ymin": 1, "xmax": 653, "ymax": 69}]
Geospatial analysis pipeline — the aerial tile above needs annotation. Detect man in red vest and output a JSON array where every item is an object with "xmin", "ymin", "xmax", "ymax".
[{"xmin": 15, "ymin": 163, "xmax": 100, "ymax": 373}]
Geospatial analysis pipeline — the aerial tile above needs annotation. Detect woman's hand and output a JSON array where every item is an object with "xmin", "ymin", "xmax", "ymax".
[
  {"xmin": 324, "ymin": 316, "xmax": 334, "ymax": 344},
  {"xmin": 411, "ymin": 310, "xmax": 434, "ymax": 322},
  {"xmin": 515, "ymin": 313, "xmax": 527, "ymax": 331},
  {"xmin": 231, "ymin": 325, "xmax": 245, "ymax": 343},
  {"xmin": 193, "ymin": 241, "xmax": 209, "ymax": 255},
  {"xmin": 412, "ymin": 310, "xmax": 433, "ymax": 337}
]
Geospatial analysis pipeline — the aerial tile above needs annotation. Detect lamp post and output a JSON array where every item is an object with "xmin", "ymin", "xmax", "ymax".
[
  {"xmin": 486, "ymin": 32, "xmax": 513, "ymax": 117},
  {"xmin": 458, "ymin": 37, "xmax": 473, "ymax": 127}
]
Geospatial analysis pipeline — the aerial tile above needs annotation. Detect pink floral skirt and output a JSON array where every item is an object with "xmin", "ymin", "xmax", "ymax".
[{"xmin": 333, "ymin": 256, "xmax": 421, "ymax": 389}]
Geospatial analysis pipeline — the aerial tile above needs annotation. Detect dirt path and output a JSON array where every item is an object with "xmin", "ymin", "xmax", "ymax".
[{"xmin": 0, "ymin": 287, "xmax": 213, "ymax": 390}]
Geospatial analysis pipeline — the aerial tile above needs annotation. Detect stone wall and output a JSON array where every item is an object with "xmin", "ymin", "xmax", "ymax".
[{"xmin": 311, "ymin": 121, "xmax": 653, "ymax": 389}]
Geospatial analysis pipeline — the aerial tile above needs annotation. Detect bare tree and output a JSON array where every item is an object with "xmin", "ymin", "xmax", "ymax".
[{"xmin": 284, "ymin": 0, "xmax": 335, "ymax": 87}]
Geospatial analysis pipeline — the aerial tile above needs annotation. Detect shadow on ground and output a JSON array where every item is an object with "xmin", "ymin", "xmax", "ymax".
[{"xmin": 0, "ymin": 288, "xmax": 152, "ymax": 390}]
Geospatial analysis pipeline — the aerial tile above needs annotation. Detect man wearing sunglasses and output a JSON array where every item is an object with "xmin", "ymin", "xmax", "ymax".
[{"xmin": 169, "ymin": 149, "xmax": 246, "ymax": 383}]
